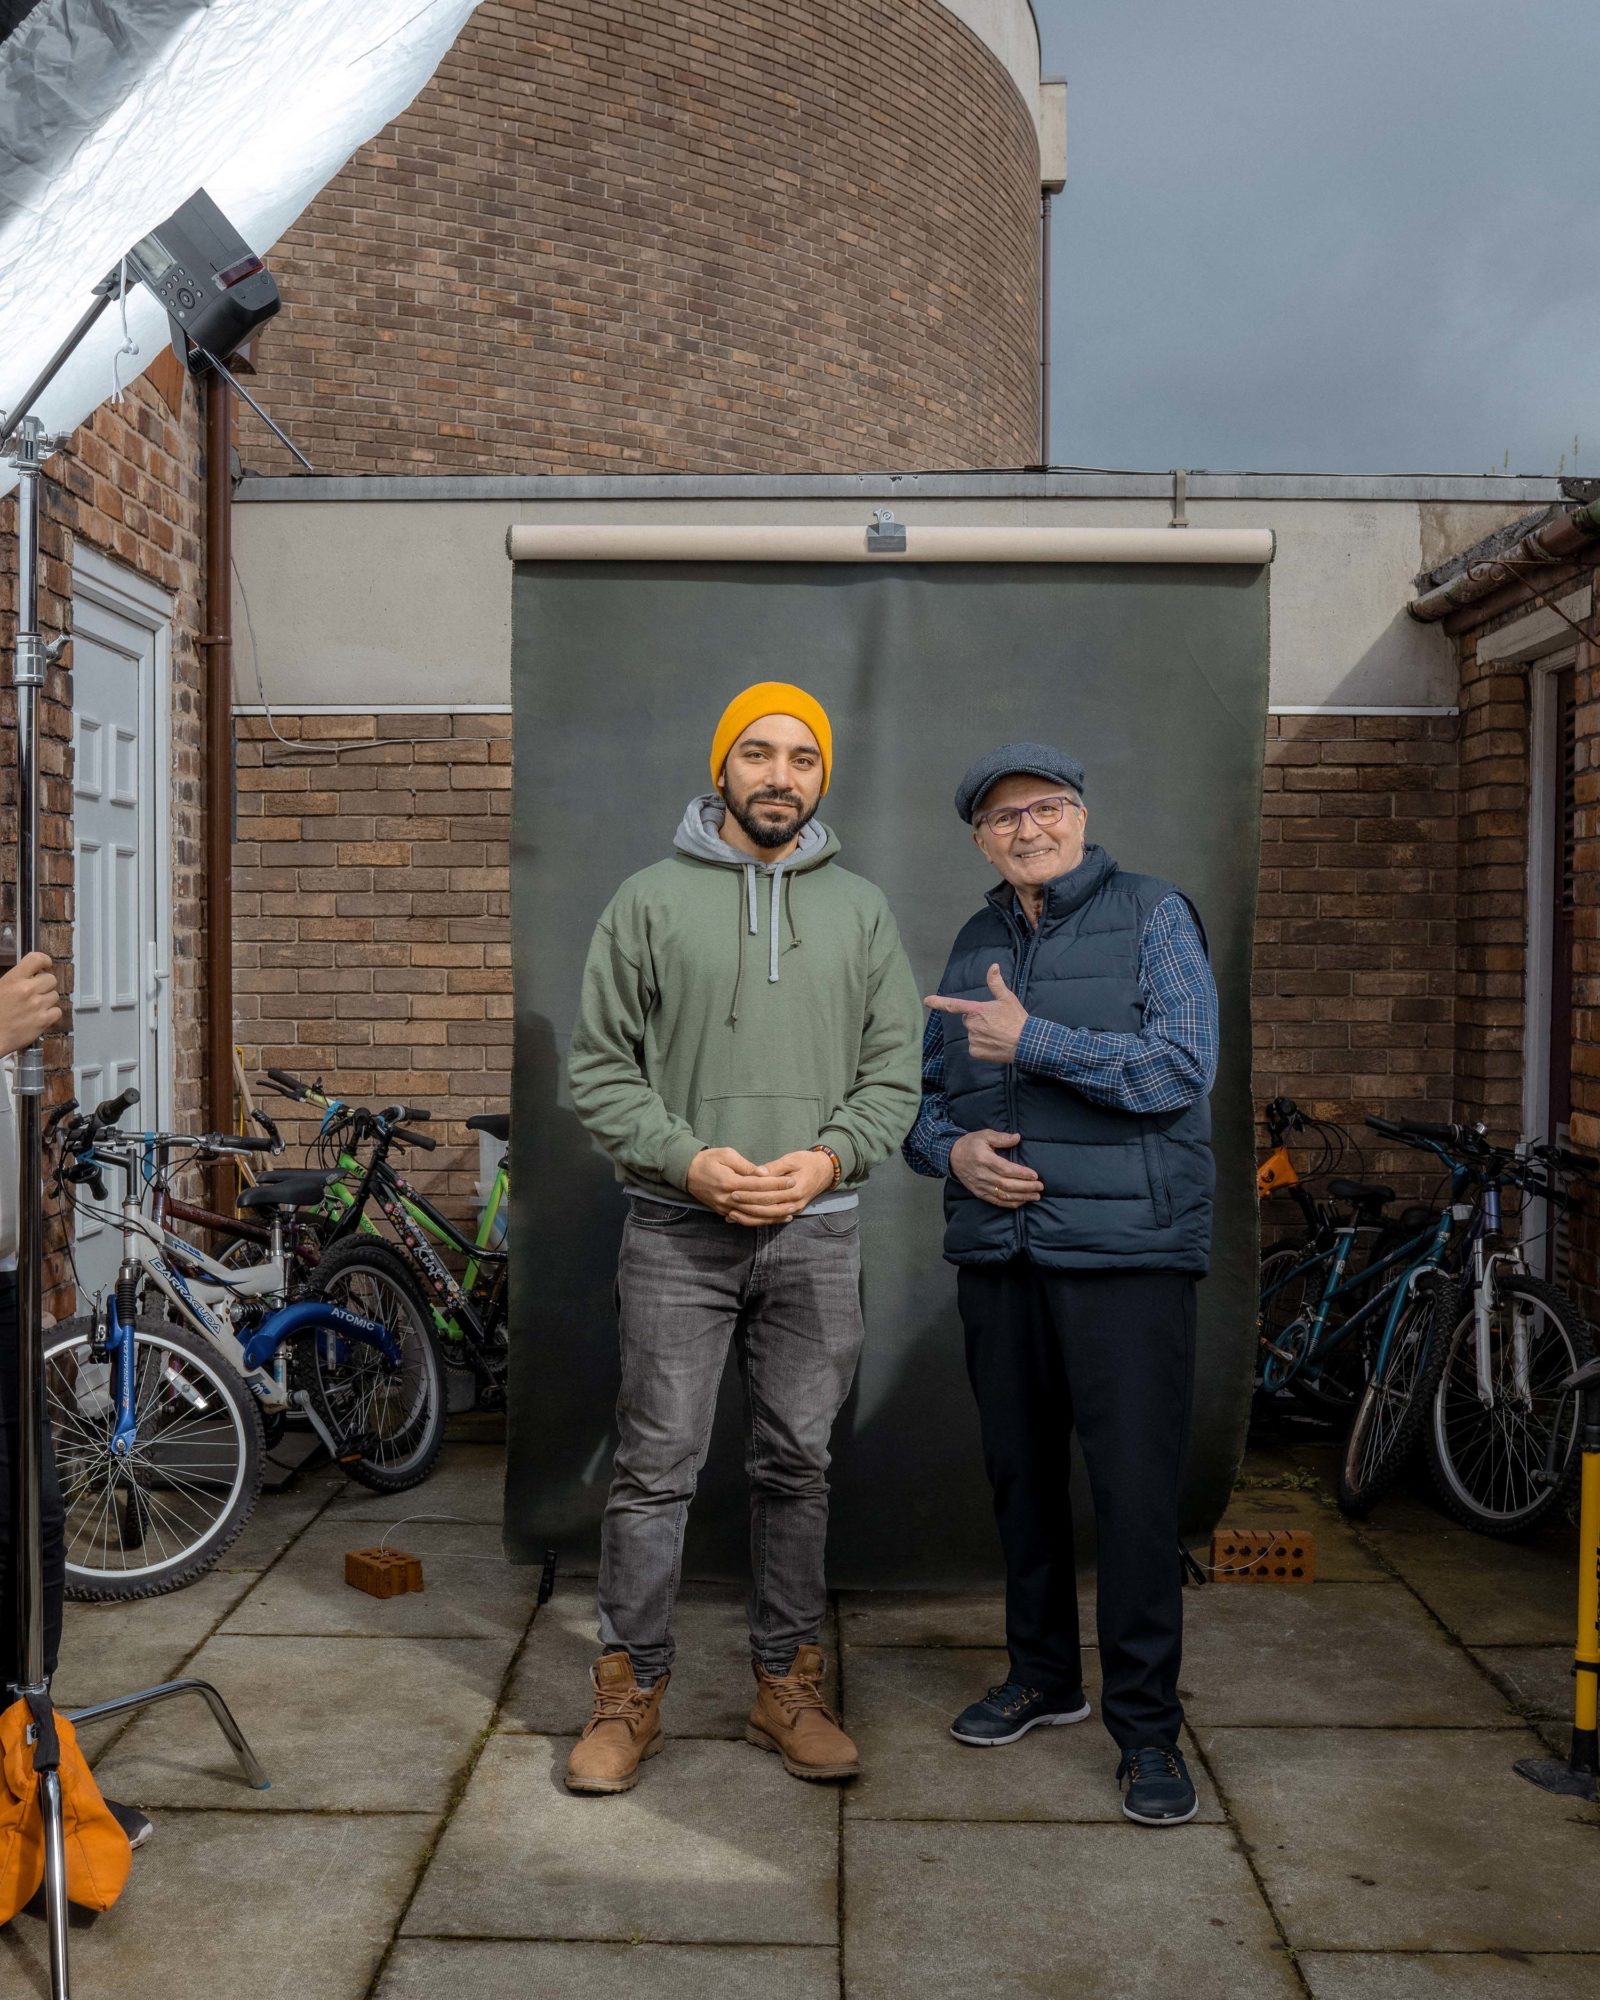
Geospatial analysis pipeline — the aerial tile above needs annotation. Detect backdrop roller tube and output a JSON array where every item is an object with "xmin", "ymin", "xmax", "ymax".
[
  {"xmin": 505, "ymin": 523, "xmax": 1277, "ymax": 566},
  {"xmin": 505, "ymin": 552, "xmax": 1271, "ymax": 1587}
]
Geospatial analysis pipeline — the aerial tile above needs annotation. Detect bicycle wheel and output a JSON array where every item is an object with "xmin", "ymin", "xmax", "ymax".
[
  {"xmin": 1257, "ymin": 1245, "xmax": 1315, "ymax": 1393},
  {"xmin": 305, "ymin": 1236, "xmax": 446, "ymax": 1492},
  {"xmin": 1427, "ymin": 1273, "xmax": 1596, "ymax": 1536},
  {"xmin": 1337, "ymin": 1273, "xmax": 1455, "ymax": 1517},
  {"xmin": 47, "ymin": 1314, "xmax": 264, "ymax": 1601}
]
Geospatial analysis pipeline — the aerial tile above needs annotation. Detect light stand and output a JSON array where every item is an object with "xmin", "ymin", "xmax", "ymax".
[{"xmin": 4, "ymin": 190, "xmax": 283, "ymax": 1995}]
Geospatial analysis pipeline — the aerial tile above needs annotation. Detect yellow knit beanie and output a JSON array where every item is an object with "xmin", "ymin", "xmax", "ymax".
[{"xmin": 709, "ymin": 682, "xmax": 833, "ymax": 795}]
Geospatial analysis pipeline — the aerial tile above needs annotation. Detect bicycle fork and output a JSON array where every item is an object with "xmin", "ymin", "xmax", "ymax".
[{"xmin": 1471, "ymin": 1231, "xmax": 1534, "ymax": 1413}]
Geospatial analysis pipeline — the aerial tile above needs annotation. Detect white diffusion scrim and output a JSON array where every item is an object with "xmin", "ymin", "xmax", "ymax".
[{"xmin": 0, "ymin": 0, "xmax": 483, "ymax": 491}]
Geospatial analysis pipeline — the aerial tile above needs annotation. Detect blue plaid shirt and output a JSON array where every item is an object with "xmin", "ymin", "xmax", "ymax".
[{"xmin": 903, "ymin": 892, "xmax": 1219, "ymax": 1179}]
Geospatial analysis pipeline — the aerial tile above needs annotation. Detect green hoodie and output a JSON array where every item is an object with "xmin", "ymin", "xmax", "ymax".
[{"xmin": 567, "ymin": 795, "xmax": 923, "ymax": 1202}]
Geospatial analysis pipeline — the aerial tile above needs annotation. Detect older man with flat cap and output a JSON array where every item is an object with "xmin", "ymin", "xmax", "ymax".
[
  {"xmin": 905, "ymin": 741, "xmax": 1217, "ymax": 1827},
  {"xmin": 566, "ymin": 682, "xmax": 922, "ymax": 1798}
]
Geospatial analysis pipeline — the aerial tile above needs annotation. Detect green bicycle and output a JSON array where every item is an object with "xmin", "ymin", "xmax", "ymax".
[{"xmin": 258, "ymin": 1070, "xmax": 509, "ymax": 1409}]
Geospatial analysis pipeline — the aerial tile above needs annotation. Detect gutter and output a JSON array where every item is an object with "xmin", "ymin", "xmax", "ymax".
[{"xmin": 1409, "ymin": 497, "xmax": 1600, "ymax": 623}]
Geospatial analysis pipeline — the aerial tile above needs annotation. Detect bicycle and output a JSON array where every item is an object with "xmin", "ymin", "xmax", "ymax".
[
  {"xmin": 46, "ymin": 1088, "xmax": 446, "ymax": 1599},
  {"xmin": 258, "ymin": 1068, "xmax": 509, "ymax": 1409},
  {"xmin": 1406, "ymin": 1126, "xmax": 1600, "ymax": 1536},
  {"xmin": 1257, "ymin": 1096, "xmax": 1442, "ymax": 1422},
  {"xmin": 1336, "ymin": 1114, "xmax": 1599, "ymax": 1525}
]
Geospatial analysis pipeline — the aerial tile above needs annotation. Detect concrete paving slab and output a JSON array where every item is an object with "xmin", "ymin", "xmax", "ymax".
[
  {"xmin": 1198, "ymin": 1725, "xmax": 1600, "ymax": 1952},
  {"xmin": 839, "ymin": 1589, "xmax": 1009, "ymax": 1648},
  {"xmin": 1357, "ymin": 1500, "xmax": 1577, "ymax": 1645},
  {"xmin": 404, "ymin": 1733, "xmax": 838, "ymax": 1944},
  {"xmin": 838, "ymin": 1581, "xmax": 1100, "ymax": 1650},
  {"xmin": 220, "ymin": 1468, "xmax": 340, "ymax": 1569},
  {"xmin": 841, "ymin": 1645, "xmax": 1224, "ymax": 1824},
  {"xmin": 501, "ymin": 1579, "xmax": 837, "ymax": 1738},
  {"xmin": 377, "ymin": 1940, "xmax": 838, "ymax": 1999},
  {"xmin": 321, "ymin": 1442, "xmax": 507, "ymax": 1524},
  {"xmin": 54, "ymin": 1569, "xmax": 256, "ymax": 1708},
  {"xmin": 843, "ymin": 1821, "xmax": 1300, "ymax": 2000},
  {"xmin": 1179, "ymin": 1581, "xmax": 1511, "ymax": 1727},
  {"xmin": 1301, "ymin": 1953, "xmax": 1600, "ymax": 1998},
  {"xmin": 0, "ymin": 1810, "xmax": 433, "ymax": 2000},
  {"xmin": 1473, "ymin": 1646, "xmax": 1574, "ymax": 1722},
  {"xmin": 221, "ymin": 1517, "xmax": 538, "ymax": 1639},
  {"xmin": 1208, "ymin": 1488, "xmax": 1389, "ymax": 1581},
  {"xmin": 88, "ymin": 1633, "xmax": 509, "ymax": 1811}
]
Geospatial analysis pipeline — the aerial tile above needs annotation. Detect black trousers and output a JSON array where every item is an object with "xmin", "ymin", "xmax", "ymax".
[
  {"xmin": 957, "ymin": 1260, "xmax": 1196, "ymax": 1753},
  {"xmin": 0, "ymin": 1272, "xmax": 66, "ymax": 1686}
]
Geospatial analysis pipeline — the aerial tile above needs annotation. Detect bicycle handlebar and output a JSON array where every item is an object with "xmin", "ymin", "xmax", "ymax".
[
  {"xmin": 391, "ymin": 1124, "xmax": 437, "ymax": 1152},
  {"xmin": 93, "ymin": 1086, "xmax": 140, "ymax": 1126},
  {"xmin": 1366, "ymin": 1114, "xmax": 1487, "ymax": 1152}
]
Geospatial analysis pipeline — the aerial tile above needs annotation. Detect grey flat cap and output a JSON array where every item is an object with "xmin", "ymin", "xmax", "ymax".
[{"xmin": 955, "ymin": 741, "xmax": 1086, "ymax": 823}]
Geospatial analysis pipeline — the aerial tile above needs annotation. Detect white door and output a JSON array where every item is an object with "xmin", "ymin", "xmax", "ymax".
[{"xmin": 70, "ymin": 553, "xmax": 172, "ymax": 1298}]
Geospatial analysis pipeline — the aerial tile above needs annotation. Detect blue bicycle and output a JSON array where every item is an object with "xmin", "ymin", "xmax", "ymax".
[
  {"xmin": 1259, "ymin": 1112, "xmax": 1475, "ymax": 1512},
  {"xmin": 45, "ymin": 1088, "xmax": 437, "ymax": 1600}
]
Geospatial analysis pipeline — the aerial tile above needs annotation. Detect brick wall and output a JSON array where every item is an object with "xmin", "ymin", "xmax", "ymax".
[
  {"xmin": 0, "ymin": 357, "xmax": 208, "ymax": 1308},
  {"xmin": 238, "ymin": 0, "xmax": 1041, "ymax": 476},
  {"xmin": 1445, "ymin": 553, "xmax": 1600, "ymax": 1312},
  {"xmin": 1253, "ymin": 712, "xmax": 1460, "ymax": 1218},
  {"xmin": 232, "ymin": 712, "xmax": 512, "ymax": 1214}
]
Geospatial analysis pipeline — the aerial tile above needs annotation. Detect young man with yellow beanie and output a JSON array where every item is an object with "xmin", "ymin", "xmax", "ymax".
[{"xmin": 565, "ymin": 683, "xmax": 922, "ymax": 1795}]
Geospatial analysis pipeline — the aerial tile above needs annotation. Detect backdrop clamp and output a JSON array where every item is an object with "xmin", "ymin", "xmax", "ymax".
[{"xmin": 867, "ymin": 508, "xmax": 907, "ymax": 554}]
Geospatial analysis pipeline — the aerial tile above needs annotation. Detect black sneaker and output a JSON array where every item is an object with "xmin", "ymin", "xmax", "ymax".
[
  {"xmin": 106, "ymin": 1799, "xmax": 153, "ymax": 1850},
  {"xmin": 1117, "ymin": 1743, "xmax": 1197, "ymax": 1825},
  {"xmin": 949, "ymin": 1679, "xmax": 1091, "ymax": 1747}
]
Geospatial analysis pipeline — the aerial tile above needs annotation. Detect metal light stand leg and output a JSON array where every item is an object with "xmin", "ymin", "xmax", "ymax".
[{"xmin": 5, "ymin": 412, "xmax": 265, "ymax": 2000}]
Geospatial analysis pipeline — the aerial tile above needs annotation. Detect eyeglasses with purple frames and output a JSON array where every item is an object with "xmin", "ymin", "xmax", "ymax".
[{"xmin": 972, "ymin": 793, "xmax": 1084, "ymax": 838}]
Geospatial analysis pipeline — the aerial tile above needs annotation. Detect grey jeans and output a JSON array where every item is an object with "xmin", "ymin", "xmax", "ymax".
[{"xmin": 598, "ymin": 1201, "xmax": 865, "ymax": 1683}]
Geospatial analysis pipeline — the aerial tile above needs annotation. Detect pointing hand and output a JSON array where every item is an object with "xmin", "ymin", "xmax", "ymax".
[{"xmin": 924, "ymin": 963, "xmax": 1028, "ymax": 1065}]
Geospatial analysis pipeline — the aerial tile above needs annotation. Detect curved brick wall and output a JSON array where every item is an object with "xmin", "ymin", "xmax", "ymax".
[{"xmin": 240, "ymin": 0, "xmax": 1041, "ymax": 475}]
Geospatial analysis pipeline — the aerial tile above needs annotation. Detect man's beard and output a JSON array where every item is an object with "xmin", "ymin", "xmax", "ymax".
[{"xmin": 726, "ymin": 787, "xmax": 817, "ymax": 851}]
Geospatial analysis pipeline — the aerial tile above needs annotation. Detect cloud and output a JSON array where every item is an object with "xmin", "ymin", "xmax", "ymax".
[{"xmin": 1037, "ymin": 0, "xmax": 1600, "ymax": 472}]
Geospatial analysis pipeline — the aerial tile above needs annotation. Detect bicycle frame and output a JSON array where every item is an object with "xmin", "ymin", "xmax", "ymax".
[
  {"xmin": 318, "ymin": 1139, "xmax": 507, "ymax": 1342},
  {"xmin": 81, "ymin": 1166, "xmax": 401, "ymax": 1425},
  {"xmin": 1263, "ymin": 1191, "xmax": 1462, "ymax": 1385}
]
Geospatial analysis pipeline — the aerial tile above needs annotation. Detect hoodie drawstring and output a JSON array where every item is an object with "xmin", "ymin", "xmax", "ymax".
[
  {"xmin": 768, "ymin": 865, "xmax": 786, "ymax": 983},
  {"xmin": 729, "ymin": 853, "xmax": 803, "ymax": 1022}
]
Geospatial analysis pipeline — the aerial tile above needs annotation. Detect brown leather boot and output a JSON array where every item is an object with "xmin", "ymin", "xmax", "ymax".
[
  {"xmin": 565, "ymin": 1653, "xmax": 668, "ymax": 1795},
  {"xmin": 746, "ymin": 1645, "xmax": 860, "ymax": 1781}
]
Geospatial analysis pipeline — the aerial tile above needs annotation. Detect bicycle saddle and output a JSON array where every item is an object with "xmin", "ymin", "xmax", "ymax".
[
  {"xmin": 1329, "ymin": 1177, "xmax": 1395, "ymax": 1212},
  {"xmin": 466, "ymin": 1113, "xmax": 509, "ymax": 1143},
  {"xmin": 237, "ymin": 1172, "xmax": 336, "ymax": 1211}
]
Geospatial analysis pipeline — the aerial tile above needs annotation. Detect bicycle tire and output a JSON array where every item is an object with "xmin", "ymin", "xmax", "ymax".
[
  {"xmin": 47, "ymin": 1314, "xmax": 264, "ymax": 1602},
  {"xmin": 1337, "ymin": 1272, "xmax": 1456, "ymax": 1517},
  {"xmin": 1257, "ymin": 1244, "xmax": 1313, "ymax": 1393},
  {"xmin": 1426, "ymin": 1273, "xmax": 1596, "ymax": 1537},
  {"xmin": 305, "ymin": 1235, "xmax": 447, "ymax": 1492}
]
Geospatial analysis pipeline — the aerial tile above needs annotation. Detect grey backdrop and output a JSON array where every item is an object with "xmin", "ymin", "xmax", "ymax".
[{"xmin": 505, "ymin": 559, "xmax": 1269, "ymax": 1586}]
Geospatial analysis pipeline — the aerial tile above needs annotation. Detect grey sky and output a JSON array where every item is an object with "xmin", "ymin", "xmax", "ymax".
[{"xmin": 1032, "ymin": 0, "xmax": 1596, "ymax": 475}]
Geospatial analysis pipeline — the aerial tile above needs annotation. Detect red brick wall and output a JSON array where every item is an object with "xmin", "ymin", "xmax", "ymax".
[
  {"xmin": 1253, "ymin": 712, "xmax": 1460, "ymax": 1217},
  {"xmin": 232, "ymin": 712, "xmax": 512, "ymax": 1213},
  {"xmin": 239, "ymin": 0, "xmax": 1041, "ymax": 476},
  {"xmin": 0, "ymin": 359, "xmax": 209, "ymax": 1308}
]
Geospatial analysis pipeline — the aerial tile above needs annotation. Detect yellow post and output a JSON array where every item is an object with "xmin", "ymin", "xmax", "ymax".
[
  {"xmin": 1517, "ymin": 1360, "xmax": 1600, "ymax": 1799},
  {"xmin": 1571, "ymin": 1449, "xmax": 1600, "ymax": 1769}
]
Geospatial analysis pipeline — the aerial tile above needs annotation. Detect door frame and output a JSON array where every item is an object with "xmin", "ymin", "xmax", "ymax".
[{"xmin": 69, "ymin": 543, "xmax": 175, "ymax": 1132}]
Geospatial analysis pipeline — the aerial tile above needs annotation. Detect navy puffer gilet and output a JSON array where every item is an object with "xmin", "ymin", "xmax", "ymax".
[{"xmin": 937, "ymin": 844, "xmax": 1214, "ymax": 1272}]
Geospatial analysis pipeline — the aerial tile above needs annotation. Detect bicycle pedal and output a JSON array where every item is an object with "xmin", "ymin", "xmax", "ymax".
[
  {"xmin": 345, "ymin": 1547, "xmax": 425, "ymax": 1598},
  {"xmin": 1208, "ymin": 1526, "xmax": 1317, "ymax": 1584}
]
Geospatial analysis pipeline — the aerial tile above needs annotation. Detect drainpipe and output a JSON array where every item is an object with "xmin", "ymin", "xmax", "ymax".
[
  {"xmin": 1409, "ymin": 497, "xmax": 1600, "ymax": 622},
  {"xmin": 1037, "ymin": 192, "xmax": 1052, "ymax": 470},
  {"xmin": 203, "ymin": 375, "xmax": 234, "ymax": 1202}
]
